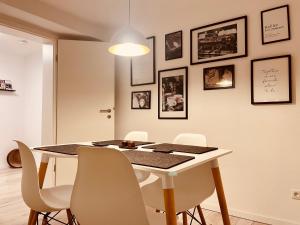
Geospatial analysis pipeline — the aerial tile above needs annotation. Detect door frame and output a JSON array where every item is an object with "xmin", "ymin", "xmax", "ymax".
[{"xmin": 0, "ymin": 13, "xmax": 59, "ymax": 145}]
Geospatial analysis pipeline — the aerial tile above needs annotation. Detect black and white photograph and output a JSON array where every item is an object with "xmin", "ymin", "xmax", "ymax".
[
  {"xmin": 131, "ymin": 91, "xmax": 151, "ymax": 109},
  {"xmin": 261, "ymin": 5, "xmax": 290, "ymax": 44},
  {"xmin": 158, "ymin": 67, "xmax": 188, "ymax": 119},
  {"xmin": 251, "ymin": 55, "xmax": 291, "ymax": 104},
  {"xmin": 190, "ymin": 16, "xmax": 247, "ymax": 65},
  {"xmin": 198, "ymin": 24, "xmax": 237, "ymax": 59},
  {"xmin": 131, "ymin": 36, "xmax": 156, "ymax": 86},
  {"xmin": 165, "ymin": 31, "xmax": 182, "ymax": 60},
  {"xmin": 203, "ymin": 65, "xmax": 235, "ymax": 90}
]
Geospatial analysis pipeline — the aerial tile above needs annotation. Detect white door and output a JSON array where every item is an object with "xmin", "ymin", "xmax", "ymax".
[{"xmin": 56, "ymin": 40, "xmax": 114, "ymax": 185}]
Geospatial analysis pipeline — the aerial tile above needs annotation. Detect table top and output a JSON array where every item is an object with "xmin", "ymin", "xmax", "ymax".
[{"xmin": 33, "ymin": 141, "xmax": 232, "ymax": 176}]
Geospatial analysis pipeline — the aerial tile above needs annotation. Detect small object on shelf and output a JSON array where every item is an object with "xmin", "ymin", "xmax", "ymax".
[
  {"xmin": 0, "ymin": 80, "xmax": 5, "ymax": 90},
  {"xmin": 5, "ymin": 80, "xmax": 13, "ymax": 90},
  {"xmin": 0, "ymin": 80, "xmax": 15, "ymax": 91}
]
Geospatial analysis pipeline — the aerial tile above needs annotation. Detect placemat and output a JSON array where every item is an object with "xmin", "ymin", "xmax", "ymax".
[
  {"xmin": 92, "ymin": 140, "xmax": 154, "ymax": 147},
  {"xmin": 142, "ymin": 143, "xmax": 218, "ymax": 154},
  {"xmin": 122, "ymin": 150, "xmax": 195, "ymax": 169},
  {"xmin": 34, "ymin": 144, "xmax": 91, "ymax": 155}
]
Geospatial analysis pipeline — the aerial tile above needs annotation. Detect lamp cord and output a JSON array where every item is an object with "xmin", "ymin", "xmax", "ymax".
[{"xmin": 128, "ymin": 0, "xmax": 131, "ymax": 25}]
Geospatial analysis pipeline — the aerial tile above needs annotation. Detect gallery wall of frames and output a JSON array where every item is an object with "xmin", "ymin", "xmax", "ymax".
[
  {"xmin": 129, "ymin": 4, "xmax": 292, "ymax": 119},
  {"xmin": 116, "ymin": 2, "xmax": 299, "ymax": 224}
]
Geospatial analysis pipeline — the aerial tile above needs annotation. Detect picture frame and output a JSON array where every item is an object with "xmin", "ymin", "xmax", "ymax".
[
  {"xmin": 261, "ymin": 5, "xmax": 290, "ymax": 45},
  {"xmin": 131, "ymin": 91, "xmax": 151, "ymax": 109},
  {"xmin": 158, "ymin": 67, "xmax": 188, "ymax": 119},
  {"xmin": 131, "ymin": 36, "xmax": 156, "ymax": 86},
  {"xmin": 203, "ymin": 65, "xmax": 235, "ymax": 90},
  {"xmin": 251, "ymin": 55, "xmax": 291, "ymax": 105},
  {"xmin": 190, "ymin": 16, "xmax": 247, "ymax": 65},
  {"xmin": 165, "ymin": 30, "xmax": 182, "ymax": 60}
]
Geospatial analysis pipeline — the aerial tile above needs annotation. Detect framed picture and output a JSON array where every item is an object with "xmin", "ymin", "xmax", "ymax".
[
  {"xmin": 251, "ymin": 55, "xmax": 291, "ymax": 104},
  {"xmin": 165, "ymin": 31, "xmax": 182, "ymax": 60},
  {"xmin": 131, "ymin": 36, "xmax": 156, "ymax": 86},
  {"xmin": 158, "ymin": 67, "xmax": 188, "ymax": 119},
  {"xmin": 203, "ymin": 65, "xmax": 235, "ymax": 90},
  {"xmin": 190, "ymin": 16, "xmax": 247, "ymax": 65},
  {"xmin": 261, "ymin": 5, "xmax": 290, "ymax": 45},
  {"xmin": 131, "ymin": 91, "xmax": 151, "ymax": 109}
]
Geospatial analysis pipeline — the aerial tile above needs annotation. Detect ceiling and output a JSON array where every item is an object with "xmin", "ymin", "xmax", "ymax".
[
  {"xmin": 39, "ymin": 0, "xmax": 129, "ymax": 29},
  {"xmin": 0, "ymin": 0, "xmax": 230, "ymax": 40},
  {"xmin": 0, "ymin": 29, "xmax": 42, "ymax": 56}
]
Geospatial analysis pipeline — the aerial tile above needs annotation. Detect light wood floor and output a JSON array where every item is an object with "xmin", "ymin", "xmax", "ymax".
[{"xmin": 0, "ymin": 168, "xmax": 268, "ymax": 225}]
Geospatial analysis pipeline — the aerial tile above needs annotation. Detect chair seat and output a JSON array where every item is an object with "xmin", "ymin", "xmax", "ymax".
[
  {"xmin": 145, "ymin": 207, "xmax": 183, "ymax": 225},
  {"xmin": 40, "ymin": 185, "xmax": 73, "ymax": 212}
]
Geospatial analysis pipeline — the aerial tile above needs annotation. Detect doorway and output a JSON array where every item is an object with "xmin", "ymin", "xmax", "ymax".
[{"xmin": 0, "ymin": 25, "xmax": 55, "ymax": 180}]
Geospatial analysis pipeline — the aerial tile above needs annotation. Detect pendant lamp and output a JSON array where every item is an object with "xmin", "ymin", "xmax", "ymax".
[{"xmin": 108, "ymin": 0, "xmax": 150, "ymax": 57}]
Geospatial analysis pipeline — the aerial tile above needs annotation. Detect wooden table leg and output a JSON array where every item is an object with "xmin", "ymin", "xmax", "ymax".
[
  {"xmin": 27, "ymin": 154, "xmax": 50, "ymax": 225},
  {"xmin": 211, "ymin": 159, "xmax": 231, "ymax": 225},
  {"xmin": 162, "ymin": 175, "xmax": 177, "ymax": 225}
]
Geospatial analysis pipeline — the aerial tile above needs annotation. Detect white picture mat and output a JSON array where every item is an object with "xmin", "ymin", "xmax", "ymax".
[
  {"xmin": 159, "ymin": 68, "xmax": 187, "ymax": 118},
  {"xmin": 262, "ymin": 7, "xmax": 289, "ymax": 42},
  {"xmin": 192, "ymin": 18, "xmax": 246, "ymax": 63},
  {"xmin": 253, "ymin": 57, "xmax": 290, "ymax": 102},
  {"xmin": 131, "ymin": 38, "xmax": 154, "ymax": 85}
]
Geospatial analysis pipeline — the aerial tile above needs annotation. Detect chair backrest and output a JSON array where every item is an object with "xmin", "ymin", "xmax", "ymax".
[
  {"xmin": 173, "ymin": 133, "xmax": 215, "ymax": 212},
  {"xmin": 124, "ymin": 131, "xmax": 148, "ymax": 142},
  {"xmin": 15, "ymin": 141, "xmax": 49, "ymax": 212},
  {"xmin": 71, "ymin": 147, "xmax": 150, "ymax": 225},
  {"xmin": 173, "ymin": 133, "xmax": 207, "ymax": 146}
]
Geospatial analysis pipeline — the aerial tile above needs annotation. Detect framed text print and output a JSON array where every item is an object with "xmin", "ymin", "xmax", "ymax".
[
  {"xmin": 261, "ymin": 5, "xmax": 290, "ymax": 45},
  {"xmin": 131, "ymin": 36, "xmax": 156, "ymax": 86},
  {"xmin": 190, "ymin": 16, "xmax": 247, "ymax": 65},
  {"xmin": 251, "ymin": 55, "xmax": 291, "ymax": 105},
  {"xmin": 158, "ymin": 67, "xmax": 188, "ymax": 119}
]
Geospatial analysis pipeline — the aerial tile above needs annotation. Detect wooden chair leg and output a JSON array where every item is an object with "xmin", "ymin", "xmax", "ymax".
[
  {"xmin": 182, "ymin": 211, "xmax": 188, "ymax": 225},
  {"xmin": 196, "ymin": 205, "xmax": 206, "ymax": 225},
  {"xmin": 30, "ymin": 211, "xmax": 38, "ymax": 225},
  {"xmin": 27, "ymin": 210, "xmax": 35, "ymax": 225},
  {"xmin": 66, "ymin": 209, "xmax": 74, "ymax": 225}
]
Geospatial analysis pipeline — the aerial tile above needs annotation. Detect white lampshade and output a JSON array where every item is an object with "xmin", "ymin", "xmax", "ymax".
[{"xmin": 108, "ymin": 25, "xmax": 150, "ymax": 57}]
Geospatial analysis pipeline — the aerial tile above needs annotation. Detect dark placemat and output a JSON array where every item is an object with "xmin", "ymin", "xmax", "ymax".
[
  {"xmin": 122, "ymin": 150, "xmax": 195, "ymax": 169},
  {"xmin": 34, "ymin": 144, "xmax": 91, "ymax": 155},
  {"xmin": 142, "ymin": 143, "xmax": 218, "ymax": 154},
  {"xmin": 92, "ymin": 140, "xmax": 154, "ymax": 147}
]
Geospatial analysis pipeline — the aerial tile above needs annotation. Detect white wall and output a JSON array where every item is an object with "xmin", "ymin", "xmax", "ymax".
[
  {"xmin": 0, "ymin": 51, "xmax": 26, "ymax": 168},
  {"xmin": 0, "ymin": 47, "xmax": 43, "ymax": 168},
  {"xmin": 115, "ymin": 0, "xmax": 300, "ymax": 224},
  {"xmin": 23, "ymin": 49, "xmax": 43, "ymax": 147}
]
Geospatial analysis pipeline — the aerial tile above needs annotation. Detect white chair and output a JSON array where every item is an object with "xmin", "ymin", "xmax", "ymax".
[
  {"xmin": 124, "ymin": 131, "xmax": 148, "ymax": 142},
  {"xmin": 124, "ymin": 131, "xmax": 150, "ymax": 182},
  {"xmin": 16, "ymin": 141, "xmax": 74, "ymax": 225},
  {"xmin": 70, "ymin": 146, "xmax": 179, "ymax": 225},
  {"xmin": 141, "ymin": 133, "xmax": 215, "ymax": 225}
]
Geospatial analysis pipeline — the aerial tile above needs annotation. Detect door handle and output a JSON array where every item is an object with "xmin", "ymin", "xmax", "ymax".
[{"xmin": 99, "ymin": 109, "xmax": 112, "ymax": 113}]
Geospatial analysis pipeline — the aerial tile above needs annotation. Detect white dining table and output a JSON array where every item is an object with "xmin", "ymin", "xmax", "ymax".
[{"xmin": 31, "ymin": 142, "xmax": 233, "ymax": 225}]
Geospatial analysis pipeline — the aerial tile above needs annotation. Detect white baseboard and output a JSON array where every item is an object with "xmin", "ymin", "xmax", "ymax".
[{"xmin": 201, "ymin": 203, "xmax": 300, "ymax": 225}]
